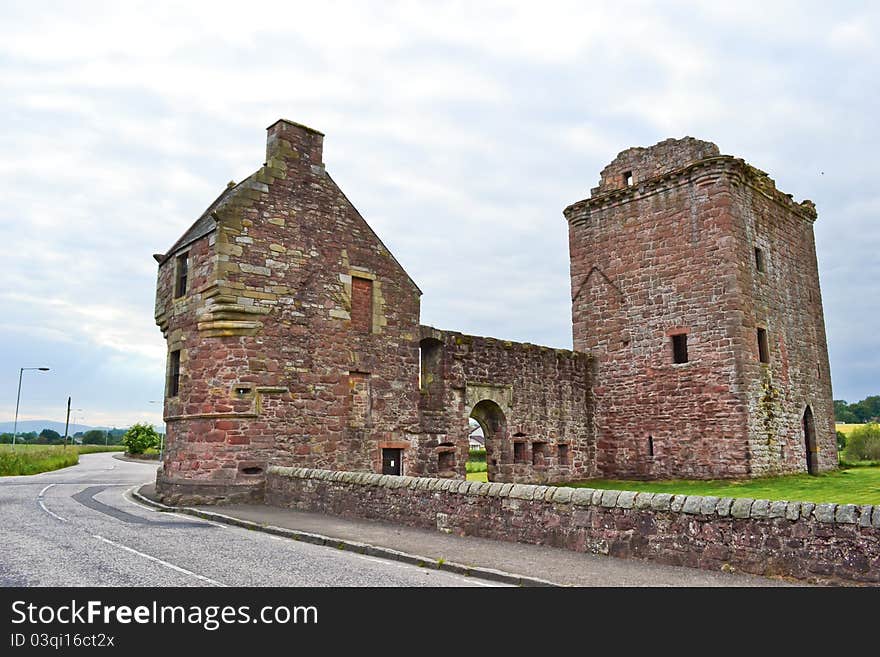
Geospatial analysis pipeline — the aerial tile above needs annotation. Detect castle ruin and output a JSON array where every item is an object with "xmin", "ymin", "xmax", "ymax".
[{"xmin": 153, "ymin": 119, "xmax": 836, "ymax": 503}]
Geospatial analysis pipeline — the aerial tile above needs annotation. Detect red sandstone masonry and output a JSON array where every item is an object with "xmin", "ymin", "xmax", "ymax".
[
  {"xmin": 266, "ymin": 466, "xmax": 880, "ymax": 585},
  {"xmin": 417, "ymin": 326, "xmax": 595, "ymax": 483}
]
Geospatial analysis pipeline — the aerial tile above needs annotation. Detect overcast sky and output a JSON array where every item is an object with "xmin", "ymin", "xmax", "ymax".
[{"xmin": 1, "ymin": 1, "xmax": 877, "ymax": 427}]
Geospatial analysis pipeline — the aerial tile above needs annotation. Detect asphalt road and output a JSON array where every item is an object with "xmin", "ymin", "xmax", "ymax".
[{"xmin": 0, "ymin": 452, "xmax": 499, "ymax": 587}]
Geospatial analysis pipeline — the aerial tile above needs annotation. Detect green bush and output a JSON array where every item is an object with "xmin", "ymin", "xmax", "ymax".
[
  {"xmin": 468, "ymin": 448, "xmax": 486, "ymax": 461},
  {"xmin": 845, "ymin": 423, "xmax": 880, "ymax": 462},
  {"xmin": 121, "ymin": 423, "xmax": 161, "ymax": 455},
  {"xmin": 836, "ymin": 430, "xmax": 847, "ymax": 451}
]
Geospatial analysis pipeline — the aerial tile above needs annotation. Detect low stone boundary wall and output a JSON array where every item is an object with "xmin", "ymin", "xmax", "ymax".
[{"xmin": 266, "ymin": 466, "xmax": 880, "ymax": 584}]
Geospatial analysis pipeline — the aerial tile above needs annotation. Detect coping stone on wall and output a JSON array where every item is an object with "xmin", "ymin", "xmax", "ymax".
[
  {"xmin": 634, "ymin": 492, "xmax": 654, "ymax": 510},
  {"xmin": 834, "ymin": 504, "xmax": 858, "ymax": 524},
  {"xmin": 700, "ymin": 496, "xmax": 720, "ymax": 515},
  {"xmin": 681, "ymin": 495, "xmax": 703, "ymax": 515},
  {"xmin": 813, "ymin": 503, "xmax": 837, "ymax": 523},
  {"xmin": 617, "ymin": 491, "xmax": 637, "ymax": 509},
  {"xmin": 730, "ymin": 498, "xmax": 754, "ymax": 519}
]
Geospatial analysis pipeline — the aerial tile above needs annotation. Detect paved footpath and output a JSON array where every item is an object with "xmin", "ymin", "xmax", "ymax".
[
  {"xmin": 0, "ymin": 452, "xmax": 499, "ymax": 587},
  {"xmin": 139, "ymin": 478, "xmax": 801, "ymax": 588}
]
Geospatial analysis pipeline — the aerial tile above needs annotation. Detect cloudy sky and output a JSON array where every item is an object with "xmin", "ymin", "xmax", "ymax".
[{"xmin": 1, "ymin": 1, "xmax": 877, "ymax": 428}]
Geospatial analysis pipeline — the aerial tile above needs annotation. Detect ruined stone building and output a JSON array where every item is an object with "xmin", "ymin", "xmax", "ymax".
[{"xmin": 153, "ymin": 119, "xmax": 836, "ymax": 503}]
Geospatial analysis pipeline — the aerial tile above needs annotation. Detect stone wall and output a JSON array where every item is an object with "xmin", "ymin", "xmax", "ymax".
[
  {"xmin": 266, "ymin": 466, "xmax": 880, "ymax": 585},
  {"xmin": 418, "ymin": 326, "xmax": 595, "ymax": 483}
]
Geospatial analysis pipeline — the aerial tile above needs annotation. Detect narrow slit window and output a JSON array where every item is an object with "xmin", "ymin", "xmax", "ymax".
[
  {"xmin": 350, "ymin": 276, "xmax": 373, "ymax": 334},
  {"xmin": 648, "ymin": 435, "xmax": 654, "ymax": 457},
  {"xmin": 168, "ymin": 350, "xmax": 181, "ymax": 397},
  {"xmin": 623, "ymin": 171, "xmax": 633, "ymax": 187},
  {"xmin": 671, "ymin": 333, "xmax": 688, "ymax": 364},
  {"xmin": 174, "ymin": 253, "xmax": 188, "ymax": 298},
  {"xmin": 757, "ymin": 328, "xmax": 770, "ymax": 364},
  {"xmin": 754, "ymin": 247, "xmax": 765, "ymax": 273}
]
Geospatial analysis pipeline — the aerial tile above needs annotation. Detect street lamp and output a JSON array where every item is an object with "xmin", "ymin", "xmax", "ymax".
[{"xmin": 12, "ymin": 367, "xmax": 50, "ymax": 446}]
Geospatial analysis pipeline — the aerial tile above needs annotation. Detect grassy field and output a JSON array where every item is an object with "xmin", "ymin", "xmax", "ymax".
[
  {"xmin": 0, "ymin": 444, "xmax": 125, "ymax": 476},
  {"xmin": 836, "ymin": 423, "xmax": 864, "ymax": 436}
]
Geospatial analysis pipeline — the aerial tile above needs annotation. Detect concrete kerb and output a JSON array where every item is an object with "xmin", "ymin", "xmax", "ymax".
[{"xmin": 131, "ymin": 486, "xmax": 558, "ymax": 588}]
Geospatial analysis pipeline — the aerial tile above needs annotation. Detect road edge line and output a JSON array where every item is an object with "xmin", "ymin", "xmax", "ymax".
[{"xmin": 131, "ymin": 487, "xmax": 560, "ymax": 588}]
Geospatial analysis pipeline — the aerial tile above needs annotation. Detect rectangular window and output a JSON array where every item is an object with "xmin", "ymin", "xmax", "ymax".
[
  {"xmin": 757, "ymin": 328, "xmax": 770, "ymax": 364},
  {"xmin": 671, "ymin": 333, "xmax": 688, "ymax": 364},
  {"xmin": 557, "ymin": 443, "xmax": 569, "ymax": 465},
  {"xmin": 351, "ymin": 276, "xmax": 373, "ymax": 334},
  {"xmin": 532, "ymin": 441, "xmax": 547, "ymax": 467},
  {"xmin": 754, "ymin": 247, "xmax": 765, "ymax": 273},
  {"xmin": 438, "ymin": 451, "xmax": 455, "ymax": 472},
  {"xmin": 168, "ymin": 350, "xmax": 181, "ymax": 397},
  {"xmin": 174, "ymin": 253, "xmax": 188, "ymax": 298},
  {"xmin": 623, "ymin": 171, "xmax": 633, "ymax": 187},
  {"xmin": 513, "ymin": 442, "xmax": 526, "ymax": 464}
]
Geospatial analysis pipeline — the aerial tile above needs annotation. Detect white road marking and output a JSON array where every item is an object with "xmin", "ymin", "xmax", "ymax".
[
  {"xmin": 92, "ymin": 534, "xmax": 226, "ymax": 587},
  {"xmin": 38, "ymin": 500, "xmax": 68, "ymax": 523},
  {"xmin": 36, "ymin": 483, "xmax": 67, "ymax": 522}
]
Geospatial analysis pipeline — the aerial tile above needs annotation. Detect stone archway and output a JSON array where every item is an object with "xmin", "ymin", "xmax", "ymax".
[
  {"xmin": 803, "ymin": 405, "xmax": 819, "ymax": 475},
  {"xmin": 470, "ymin": 400, "xmax": 508, "ymax": 482}
]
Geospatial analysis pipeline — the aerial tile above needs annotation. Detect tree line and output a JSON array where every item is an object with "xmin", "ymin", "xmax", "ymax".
[
  {"xmin": 0, "ymin": 428, "xmax": 128, "ymax": 445},
  {"xmin": 834, "ymin": 396, "xmax": 880, "ymax": 424}
]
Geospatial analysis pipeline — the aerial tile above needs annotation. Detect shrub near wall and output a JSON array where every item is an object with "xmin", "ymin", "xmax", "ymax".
[{"xmin": 266, "ymin": 466, "xmax": 880, "ymax": 585}]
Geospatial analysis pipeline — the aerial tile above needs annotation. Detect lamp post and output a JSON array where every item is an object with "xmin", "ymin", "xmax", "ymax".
[{"xmin": 12, "ymin": 367, "xmax": 50, "ymax": 446}]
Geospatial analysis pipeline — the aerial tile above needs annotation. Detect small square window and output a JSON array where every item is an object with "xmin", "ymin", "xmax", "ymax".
[
  {"xmin": 513, "ymin": 442, "xmax": 526, "ymax": 464},
  {"xmin": 671, "ymin": 333, "xmax": 688, "ymax": 364},
  {"xmin": 754, "ymin": 247, "xmax": 765, "ymax": 273},
  {"xmin": 623, "ymin": 171, "xmax": 633, "ymax": 187},
  {"xmin": 757, "ymin": 328, "xmax": 770, "ymax": 364}
]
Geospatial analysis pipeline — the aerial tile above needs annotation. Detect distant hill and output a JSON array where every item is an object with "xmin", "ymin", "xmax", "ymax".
[
  {"xmin": 0, "ymin": 420, "xmax": 164, "ymax": 435},
  {"xmin": 0, "ymin": 420, "xmax": 100, "ymax": 435}
]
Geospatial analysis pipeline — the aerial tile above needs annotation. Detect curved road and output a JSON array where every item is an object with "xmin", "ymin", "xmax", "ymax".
[{"xmin": 0, "ymin": 452, "xmax": 498, "ymax": 587}]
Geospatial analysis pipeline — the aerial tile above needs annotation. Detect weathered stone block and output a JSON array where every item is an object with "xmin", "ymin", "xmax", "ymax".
[{"xmin": 730, "ymin": 498, "xmax": 754, "ymax": 519}]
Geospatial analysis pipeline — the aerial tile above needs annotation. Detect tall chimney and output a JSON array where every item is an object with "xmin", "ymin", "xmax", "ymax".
[{"xmin": 266, "ymin": 118, "xmax": 324, "ymax": 166}]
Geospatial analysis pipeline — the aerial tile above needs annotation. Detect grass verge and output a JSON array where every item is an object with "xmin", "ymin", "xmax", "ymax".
[{"xmin": 0, "ymin": 444, "xmax": 125, "ymax": 476}]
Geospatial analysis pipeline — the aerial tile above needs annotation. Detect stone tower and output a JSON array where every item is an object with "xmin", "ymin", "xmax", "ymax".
[{"xmin": 564, "ymin": 137, "xmax": 836, "ymax": 479}]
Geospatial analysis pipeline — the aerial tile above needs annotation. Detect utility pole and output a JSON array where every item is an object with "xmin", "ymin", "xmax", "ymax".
[{"xmin": 63, "ymin": 396, "xmax": 71, "ymax": 446}]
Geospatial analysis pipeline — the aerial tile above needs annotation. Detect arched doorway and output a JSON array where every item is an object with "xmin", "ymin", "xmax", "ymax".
[
  {"xmin": 803, "ymin": 405, "xmax": 818, "ymax": 475},
  {"xmin": 470, "ymin": 400, "xmax": 507, "ymax": 482}
]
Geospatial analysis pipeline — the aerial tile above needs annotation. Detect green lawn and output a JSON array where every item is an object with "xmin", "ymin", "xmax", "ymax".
[
  {"xmin": 0, "ymin": 444, "xmax": 125, "ymax": 476},
  {"xmin": 561, "ymin": 466, "xmax": 880, "ymax": 505},
  {"xmin": 465, "ymin": 461, "xmax": 880, "ymax": 504}
]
